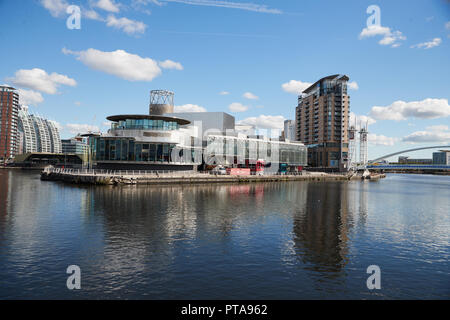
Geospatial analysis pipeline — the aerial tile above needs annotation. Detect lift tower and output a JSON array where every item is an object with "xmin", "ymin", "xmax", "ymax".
[
  {"xmin": 359, "ymin": 122, "xmax": 368, "ymax": 166},
  {"xmin": 348, "ymin": 124, "xmax": 357, "ymax": 170}
]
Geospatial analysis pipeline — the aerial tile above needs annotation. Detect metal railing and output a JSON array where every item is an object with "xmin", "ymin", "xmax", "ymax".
[
  {"xmin": 43, "ymin": 167, "xmax": 203, "ymax": 177},
  {"xmin": 43, "ymin": 167, "xmax": 309, "ymax": 177}
]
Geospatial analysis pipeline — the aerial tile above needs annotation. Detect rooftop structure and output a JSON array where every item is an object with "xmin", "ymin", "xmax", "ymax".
[
  {"xmin": 165, "ymin": 111, "xmax": 235, "ymax": 136},
  {"xmin": 149, "ymin": 90, "xmax": 174, "ymax": 115}
]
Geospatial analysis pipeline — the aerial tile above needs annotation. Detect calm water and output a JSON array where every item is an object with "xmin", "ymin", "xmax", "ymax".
[{"xmin": 0, "ymin": 170, "xmax": 448, "ymax": 299}]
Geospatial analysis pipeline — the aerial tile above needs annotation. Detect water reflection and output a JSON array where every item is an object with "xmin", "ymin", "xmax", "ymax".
[
  {"xmin": 292, "ymin": 182, "xmax": 353, "ymax": 275},
  {"xmin": 0, "ymin": 171, "xmax": 448, "ymax": 299},
  {"xmin": 81, "ymin": 181, "xmax": 362, "ymax": 295},
  {"xmin": 0, "ymin": 170, "xmax": 12, "ymax": 234}
]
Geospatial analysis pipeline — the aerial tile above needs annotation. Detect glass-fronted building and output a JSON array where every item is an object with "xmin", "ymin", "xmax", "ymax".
[
  {"xmin": 432, "ymin": 151, "xmax": 450, "ymax": 165},
  {"xmin": 87, "ymin": 89, "xmax": 308, "ymax": 172},
  {"xmin": 89, "ymin": 113, "xmax": 308, "ymax": 172},
  {"xmin": 204, "ymin": 134, "xmax": 307, "ymax": 172},
  {"xmin": 92, "ymin": 114, "xmax": 202, "ymax": 170}
]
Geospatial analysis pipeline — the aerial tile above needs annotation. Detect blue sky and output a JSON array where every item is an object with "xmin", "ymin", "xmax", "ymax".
[{"xmin": 0, "ymin": 0, "xmax": 449, "ymax": 160}]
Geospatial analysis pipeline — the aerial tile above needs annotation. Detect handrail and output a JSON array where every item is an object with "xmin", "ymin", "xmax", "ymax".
[
  {"xmin": 44, "ymin": 167, "xmax": 204, "ymax": 177},
  {"xmin": 43, "ymin": 167, "xmax": 306, "ymax": 177}
]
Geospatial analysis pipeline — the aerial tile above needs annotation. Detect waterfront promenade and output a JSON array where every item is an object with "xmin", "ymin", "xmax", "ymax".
[{"xmin": 40, "ymin": 167, "xmax": 375, "ymax": 185}]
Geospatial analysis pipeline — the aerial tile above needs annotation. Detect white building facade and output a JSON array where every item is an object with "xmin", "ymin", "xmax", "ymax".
[{"xmin": 17, "ymin": 106, "xmax": 62, "ymax": 154}]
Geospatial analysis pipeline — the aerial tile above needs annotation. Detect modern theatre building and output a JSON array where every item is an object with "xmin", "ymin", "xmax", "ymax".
[
  {"xmin": 93, "ymin": 113, "xmax": 202, "ymax": 170},
  {"xmin": 90, "ymin": 90, "xmax": 307, "ymax": 172}
]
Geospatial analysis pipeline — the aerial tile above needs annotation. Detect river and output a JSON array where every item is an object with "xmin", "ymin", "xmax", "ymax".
[{"xmin": 0, "ymin": 170, "xmax": 448, "ymax": 299}]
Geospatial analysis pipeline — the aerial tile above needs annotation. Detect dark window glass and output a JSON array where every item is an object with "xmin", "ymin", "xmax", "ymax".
[
  {"xmin": 157, "ymin": 144, "xmax": 163, "ymax": 162},
  {"xmin": 149, "ymin": 144, "xmax": 156, "ymax": 161},
  {"xmin": 135, "ymin": 143, "xmax": 142, "ymax": 161},
  {"xmin": 122, "ymin": 140, "xmax": 128, "ymax": 160},
  {"xmin": 105, "ymin": 140, "xmax": 110, "ymax": 160},
  {"xmin": 128, "ymin": 140, "xmax": 135, "ymax": 161}
]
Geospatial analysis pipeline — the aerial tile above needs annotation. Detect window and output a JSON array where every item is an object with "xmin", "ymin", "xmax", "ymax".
[
  {"xmin": 135, "ymin": 143, "xmax": 142, "ymax": 161},
  {"xmin": 129, "ymin": 140, "xmax": 135, "ymax": 161},
  {"xmin": 157, "ymin": 144, "xmax": 163, "ymax": 161},
  {"xmin": 149, "ymin": 144, "xmax": 156, "ymax": 161},
  {"xmin": 122, "ymin": 140, "xmax": 128, "ymax": 160}
]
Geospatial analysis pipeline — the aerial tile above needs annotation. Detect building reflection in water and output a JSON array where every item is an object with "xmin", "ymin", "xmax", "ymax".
[
  {"xmin": 82, "ymin": 183, "xmax": 270, "ymax": 295},
  {"xmin": 0, "ymin": 170, "xmax": 12, "ymax": 232},
  {"xmin": 85, "ymin": 181, "xmax": 370, "ymax": 292},
  {"xmin": 292, "ymin": 181, "xmax": 354, "ymax": 277},
  {"xmin": 2, "ymin": 171, "xmax": 449, "ymax": 299}
]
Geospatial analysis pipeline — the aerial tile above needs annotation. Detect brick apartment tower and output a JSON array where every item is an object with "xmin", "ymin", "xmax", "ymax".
[
  {"xmin": 295, "ymin": 75, "xmax": 350, "ymax": 171},
  {"xmin": 0, "ymin": 86, "xmax": 19, "ymax": 161}
]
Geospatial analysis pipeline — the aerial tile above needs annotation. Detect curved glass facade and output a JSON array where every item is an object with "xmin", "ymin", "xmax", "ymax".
[
  {"xmin": 94, "ymin": 137, "xmax": 201, "ymax": 164},
  {"xmin": 111, "ymin": 119, "xmax": 179, "ymax": 131}
]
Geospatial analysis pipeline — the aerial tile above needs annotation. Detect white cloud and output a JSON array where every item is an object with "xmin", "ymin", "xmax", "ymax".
[
  {"xmin": 243, "ymin": 92, "xmax": 258, "ymax": 100},
  {"xmin": 281, "ymin": 80, "xmax": 312, "ymax": 94},
  {"xmin": 359, "ymin": 25, "xmax": 391, "ymax": 38},
  {"xmin": 348, "ymin": 81, "xmax": 359, "ymax": 90},
  {"xmin": 368, "ymin": 133, "xmax": 397, "ymax": 146},
  {"xmin": 426, "ymin": 125, "xmax": 449, "ymax": 131},
  {"xmin": 445, "ymin": 21, "xmax": 450, "ymax": 30},
  {"xmin": 349, "ymin": 112, "xmax": 376, "ymax": 128},
  {"xmin": 95, "ymin": 0, "xmax": 120, "ymax": 13},
  {"xmin": 359, "ymin": 25, "xmax": 406, "ymax": 48},
  {"xmin": 173, "ymin": 104, "xmax": 206, "ymax": 112},
  {"xmin": 162, "ymin": 0, "xmax": 282, "ymax": 14},
  {"xmin": 410, "ymin": 38, "xmax": 442, "ymax": 49},
  {"xmin": 83, "ymin": 9, "xmax": 104, "ymax": 21},
  {"xmin": 369, "ymin": 98, "xmax": 450, "ymax": 121},
  {"xmin": 228, "ymin": 102, "xmax": 248, "ymax": 112},
  {"xmin": 219, "ymin": 91, "xmax": 230, "ymax": 95},
  {"xmin": 106, "ymin": 15, "xmax": 147, "ymax": 35},
  {"xmin": 9, "ymin": 68, "xmax": 76, "ymax": 94},
  {"xmin": 402, "ymin": 125, "xmax": 450, "ymax": 143},
  {"xmin": 17, "ymin": 89, "xmax": 44, "ymax": 106},
  {"xmin": 158, "ymin": 59, "xmax": 183, "ymax": 70},
  {"xmin": 49, "ymin": 120, "xmax": 63, "ymax": 131},
  {"xmin": 40, "ymin": 0, "xmax": 68, "ymax": 17},
  {"xmin": 41, "ymin": 0, "xmax": 105, "ymax": 21},
  {"xmin": 63, "ymin": 48, "xmax": 170, "ymax": 81},
  {"xmin": 378, "ymin": 30, "xmax": 406, "ymax": 46},
  {"xmin": 65, "ymin": 123, "xmax": 100, "ymax": 134},
  {"xmin": 237, "ymin": 115, "xmax": 285, "ymax": 129}
]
